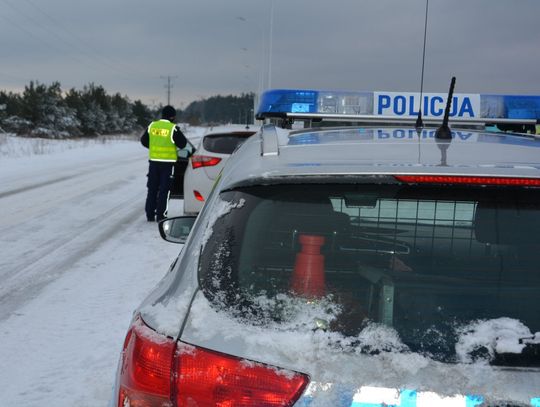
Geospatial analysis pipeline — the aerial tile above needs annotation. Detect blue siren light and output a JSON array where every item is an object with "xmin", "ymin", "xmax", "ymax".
[
  {"xmin": 257, "ymin": 89, "xmax": 319, "ymax": 116},
  {"xmin": 257, "ymin": 89, "xmax": 540, "ymax": 121},
  {"xmin": 481, "ymin": 95, "xmax": 540, "ymax": 119}
]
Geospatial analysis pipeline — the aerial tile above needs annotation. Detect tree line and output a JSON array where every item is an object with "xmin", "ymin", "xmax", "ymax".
[
  {"xmin": 181, "ymin": 93, "xmax": 255, "ymax": 127},
  {"xmin": 0, "ymin": 81, "xmax": 255, "ymax": 138}
]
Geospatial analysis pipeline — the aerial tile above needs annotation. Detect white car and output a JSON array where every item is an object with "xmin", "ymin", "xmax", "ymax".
[
  {"xmin": 183, "ymin": 126, "xmax": 257, "ymax": 214},
  {"xmin": 112, "ymin": 88, "xmax": 540, "ymax": 407}
]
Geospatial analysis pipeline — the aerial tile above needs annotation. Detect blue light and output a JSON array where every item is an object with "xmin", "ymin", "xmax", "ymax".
[
  {"xmin": 292, "ymin": 103, "xmax": 311, "ymax": 113},
  {"xmin": 465, "ymin": 395, "xmax": 484, "ymax": 407},
  {"xmin": 481, "ymin": 95, "xmax": 540, "ymax": 119},
  {"xmin": 297, "ymin": 386, "xmax": 539, "ymax": 407},
  {"xmin": 350, "ymin": 389, "xmax": 416, "ymax": 407},
  {"xmin": 257, "ymin": 89, "xmax": 540, "ymax": 120},
  {"xmin": 257, "ymin": 89, "xmax": 318, "ymax": 115}
]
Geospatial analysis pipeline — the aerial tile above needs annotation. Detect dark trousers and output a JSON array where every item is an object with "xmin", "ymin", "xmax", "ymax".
[{"xmin": 145, "ymin": 160, "xmax": 174, "ymax": 220}]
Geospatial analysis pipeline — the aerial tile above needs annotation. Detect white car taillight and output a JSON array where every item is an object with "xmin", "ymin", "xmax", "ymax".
[{"xmin": 191, "ymin": 155, "xmax": 222, "ymax": 169}]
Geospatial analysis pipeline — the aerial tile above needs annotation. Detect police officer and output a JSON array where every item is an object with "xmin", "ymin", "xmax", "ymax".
[{"xmin": 140, "ymin": 105, "xmax": 191, "ymax": 222}]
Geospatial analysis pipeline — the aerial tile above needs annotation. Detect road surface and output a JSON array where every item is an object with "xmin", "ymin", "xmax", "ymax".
[{"xmin": 0, "ymin": 138, "xmax": 184, "ymax": 406}]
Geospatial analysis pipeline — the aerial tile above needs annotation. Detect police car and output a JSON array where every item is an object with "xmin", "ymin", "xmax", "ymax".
[{"xmin": 111, "ymin": 88, "xmax": 540, "ymax": 407}]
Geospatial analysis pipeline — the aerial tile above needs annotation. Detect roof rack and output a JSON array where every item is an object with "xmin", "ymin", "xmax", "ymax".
[{"xmin": 256, "ymin": 89, "xmax": 540, "ymax": 129}]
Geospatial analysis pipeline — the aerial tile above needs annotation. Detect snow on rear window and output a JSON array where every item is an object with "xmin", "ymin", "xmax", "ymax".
[
  {"xmin": 188, "ymin": 292, "xmax": 412, "ymax": 357},
  {"xmin": 200, "ymin": 196, "xmax": 245, "ymax": 250},
  {"xmin": 455, "ymin": 317, "xmax": 532, "ymax": 363},
  {"xmin": 186, "ymin": 293, "xmax": 540, "ymax": 403}
]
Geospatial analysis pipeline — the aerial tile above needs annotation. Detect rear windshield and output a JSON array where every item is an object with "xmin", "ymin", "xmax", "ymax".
[
  {"xmin": 199, "ymin": 184, "xmax": 540, "ymax": 366},
  {"xmin": 202, "ymin": 132, "xmax": 254, "ymax": 154}
]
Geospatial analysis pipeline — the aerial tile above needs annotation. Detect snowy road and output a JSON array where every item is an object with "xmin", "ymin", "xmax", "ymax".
[{"xmin": 0, "ymin": 137, "xmax": 185, "ymax": 406}]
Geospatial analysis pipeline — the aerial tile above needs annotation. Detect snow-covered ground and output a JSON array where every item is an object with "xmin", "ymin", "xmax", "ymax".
[{"xmin": 0, "ymin": 127, "xmax": 206, "ymax": 406}]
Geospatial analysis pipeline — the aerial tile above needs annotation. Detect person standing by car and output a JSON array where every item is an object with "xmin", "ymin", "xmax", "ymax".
[{"xmin": 140, "ymin": 105, "xmax": 191, "ymax": 222}]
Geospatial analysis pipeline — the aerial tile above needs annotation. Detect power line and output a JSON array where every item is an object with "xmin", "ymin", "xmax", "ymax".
[
  {"xmin": 0, "ymin": 12, "xmax": 84, "ymax": 68},
  {"xmin": 0, "ymin": 0, "xmax": 151, "ymax": 82},
  {"xmin": 21, "ymin": 0, "xmax": 152, "ymax": 79},
  {"xmin": 0, "ymin": 0, "xmax": 91, "ymax": 67}
]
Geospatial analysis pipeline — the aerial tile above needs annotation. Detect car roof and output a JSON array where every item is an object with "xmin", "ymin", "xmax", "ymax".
[{"xmin": 218, "ymin": 124, "xmax": 540, "ymax": 191}]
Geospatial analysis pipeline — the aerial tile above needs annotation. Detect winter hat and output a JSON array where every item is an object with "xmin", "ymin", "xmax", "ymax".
[{"xmin": 161, "ymin": 105, "xmax": 176, "ymax": 120}]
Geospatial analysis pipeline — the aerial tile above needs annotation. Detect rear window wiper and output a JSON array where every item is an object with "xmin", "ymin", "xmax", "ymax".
[
  {"xmin": 519, "ymin": 333, "xmax": 540, "ymax": 345},
  {"xmin": 491, "ymin": 334, "xmax": 540, "ymax": 367}
]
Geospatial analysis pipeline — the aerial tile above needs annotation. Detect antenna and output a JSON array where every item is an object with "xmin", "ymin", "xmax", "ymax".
[
  {"xmin": 415, "ymin": 0, "xmax": 430, "ymax": 129},
  {"xmin": 435, "ymin": 76, "xmax": 456, "ymax": 140}
]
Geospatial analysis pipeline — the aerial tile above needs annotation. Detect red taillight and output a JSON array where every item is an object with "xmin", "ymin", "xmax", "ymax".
[
  {"xmin": 193, "ymin": 190, "xmax": 205, "ymax": 202},
  {"xmin": 191, "ymin": 155, "xmax": 222, "ymax": 169},
  {"xmin": 117, "ymin": 318, "xmax": 310, "ymax": 407},
  {"xmin": 175, "ymin": 343, "xmax": 309, "ymax": 407},
  {"xmin": 395, "ymin": 175, "xmax": 540, "ymax": 186},
  {"xmin": 118, "ymin": 317, "xmax": 175, "ymax": 407}
]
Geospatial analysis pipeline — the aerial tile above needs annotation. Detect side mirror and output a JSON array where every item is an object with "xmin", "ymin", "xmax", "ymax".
[{"xmin": 158, "ymin": 216, "xmax": 196, "ymax": 244}]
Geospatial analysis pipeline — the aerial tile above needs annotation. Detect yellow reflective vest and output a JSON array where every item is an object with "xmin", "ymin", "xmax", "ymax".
[{"xmin": 148, "ymin": 120, "xmax": 177, "ymax": 162}]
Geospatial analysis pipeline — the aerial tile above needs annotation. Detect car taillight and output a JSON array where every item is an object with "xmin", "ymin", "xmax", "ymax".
[
  {"xmin": 175, "ymin": 343, "xmax": 309, "ymax": 407},
  {"xmin": 118, "ymin": 317, "xmax": 175, "ymax": 407},
  {"xmin": 394, "ymin": 175, "xmax": 540, "ymax": 186},
  {"xmin": 193, "ymin": 190, "xmax": 205, "ymax": 202},
  {"xmin": 191, "ymin": 155, "xmax": 222, "ymax": 169},
  {"xmin": 117, "ymin": 317, "xmax": 310, "ymax": 407}
]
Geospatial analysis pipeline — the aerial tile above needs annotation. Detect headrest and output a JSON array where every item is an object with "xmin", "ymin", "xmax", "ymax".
[{"xmin": 474, "ymin": 202, "xmax": 540, "ymax": 244}]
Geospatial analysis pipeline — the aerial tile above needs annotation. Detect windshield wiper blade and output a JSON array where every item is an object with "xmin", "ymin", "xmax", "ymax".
[
  {"xmin": 492, "ymin": 342, "xmax": 540, "ymax": 367},
  {"xmin": 519, "ymin": 333, "xmax": 540, "ymax": 345}
]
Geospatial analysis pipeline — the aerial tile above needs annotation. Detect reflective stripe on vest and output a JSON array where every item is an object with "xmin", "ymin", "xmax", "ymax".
[{"xmin": 148, "ymin": 120, "xmax": 177, "ymax": 162}]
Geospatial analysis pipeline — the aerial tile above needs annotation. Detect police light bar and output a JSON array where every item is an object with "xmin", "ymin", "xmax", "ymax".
[{"xmin": 256, "ymin": 89, "xmax": 540, "ymax": 125}]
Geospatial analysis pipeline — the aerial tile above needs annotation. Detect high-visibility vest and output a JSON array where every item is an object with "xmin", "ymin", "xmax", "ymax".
[{"xmin": 148, "ymin": 120, "xmax": 177, "ymax": 162}]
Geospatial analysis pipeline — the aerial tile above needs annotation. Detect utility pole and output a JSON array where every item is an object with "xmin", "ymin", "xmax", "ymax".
[
  {"xmin": 268, "ymin": 0, "xmax": 275, "ymax": 89},
  {"xmin": 160, "ymin": 75, "xmax": 178, "ymax": 105}
]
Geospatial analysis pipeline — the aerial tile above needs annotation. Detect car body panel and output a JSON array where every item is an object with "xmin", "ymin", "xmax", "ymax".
[{"xmin": 183, "ymin": 158, "xmax": 209, "ymax": 214}]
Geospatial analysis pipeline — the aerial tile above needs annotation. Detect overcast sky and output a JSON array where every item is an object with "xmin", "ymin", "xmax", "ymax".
[{"xmin": 1, "ymin": 0, "xmax": 539, "ymax": 109}]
